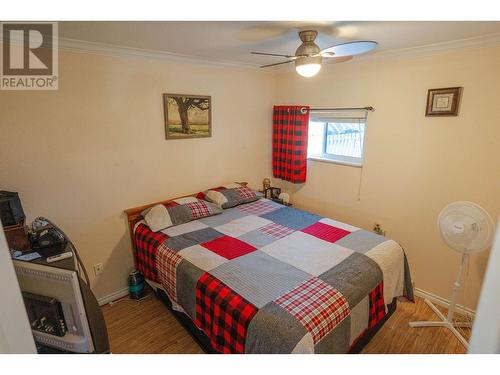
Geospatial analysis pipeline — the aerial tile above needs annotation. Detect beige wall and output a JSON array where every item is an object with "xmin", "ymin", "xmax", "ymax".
[
  {"xmin": 0, "ymin": 51, "xmax": 275, "ymax": 299},
  {"xmin": 275, "ymin": 47, "xmax": 500, "ymax": 309}
]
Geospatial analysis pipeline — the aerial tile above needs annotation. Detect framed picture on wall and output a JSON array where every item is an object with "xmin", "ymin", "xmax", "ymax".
[
  {"xmin": 425, "ymin": 87, "xmax": 463, "ymax": 116},
  {"xmin": 164, "ymin": 94, "xmax": 212, "ymax": 139}
]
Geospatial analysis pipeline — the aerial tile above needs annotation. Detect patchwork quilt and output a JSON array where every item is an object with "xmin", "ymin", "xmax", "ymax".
[{"xmin": 134, "ymin": 198, "xmax": 413, "ymax": 354}]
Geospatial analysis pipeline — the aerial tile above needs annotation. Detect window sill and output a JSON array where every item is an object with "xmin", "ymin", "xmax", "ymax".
[{"xmin": 307, "ymin": 156, "xmax": 363, "ymax": 168}]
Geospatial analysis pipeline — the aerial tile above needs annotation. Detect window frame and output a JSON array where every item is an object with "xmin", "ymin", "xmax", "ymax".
[{"xmin": 307, "ymin": 117, "xmax": 367, "ymax": 168}]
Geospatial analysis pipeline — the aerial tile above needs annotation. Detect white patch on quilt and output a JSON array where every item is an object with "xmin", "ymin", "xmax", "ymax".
[
  {"xmin": 365, "ymin": 239, "xmax": 405, "ymax": 312},
  {"xmin": 178, "ymin": 244, "xmax": 227, "ymax": 271},
  {"xmin": 162, "ymin": 220, "xmax": 208, "ymax": 237},
  {"xmin": 221, "ymin": 182, "xmax": 241, "ymax": 189},
  {"xmin": 291, "ymin": 333, "xmax": 315, "ymax": 354},
  {"xmin": 215, "ymin": 215, "xmax": 272, "ymax": 237},
  {"xmin": 172, "ymin": 196, "xmax": 199, "ymax": 205},
  {"xmin": 206, "ymin": 190, "xmax": 228, "ymax": 207},
  {"xmin": 319, "ymin": 218, "xmax": 359, "ymax": 232},
  {"xmin": 144, "ymin": 204, "xmax": 173, "ymax": 232},
  {"xmin": 261, "ymin": 231, "xmax": 353, "ymax": 276}
]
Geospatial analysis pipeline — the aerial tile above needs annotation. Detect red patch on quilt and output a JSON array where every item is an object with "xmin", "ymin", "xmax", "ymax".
[
  {"xmin": 195, "ymin": 273, "xmax": 258, "ymax": 353},
  {"xmin": 274, "ymin": 277, "xmax": 350, "ymax": 344},
  {"xmin": 301, "ymin": 222, "xmax": 351, "ymax": 243},
  {"xmin": 201, "ymin": 235, "xmax": 257, "ymax": 260},
  {"xmin": 133, "ymin": 223, "xmax": 169, "ymax": 283},
  {"xmin": 234, "ymin": 187, "xmax": 256, "ymax": 199},
  {"xmin": 186, "ymin": 201, "xmax": 211, "ymax": 218},
  {"xmin": 368, "ymin": 281, "xmax": 385, "ymax": 328}
]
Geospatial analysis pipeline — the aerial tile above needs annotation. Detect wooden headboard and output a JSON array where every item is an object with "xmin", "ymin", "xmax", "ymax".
[{"xmin": 124, "ymin": 193, "xmax": 197, "ymax": 250}]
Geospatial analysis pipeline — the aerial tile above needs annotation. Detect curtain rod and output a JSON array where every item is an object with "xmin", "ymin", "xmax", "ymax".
[{"xmin": 301, "ymin": 106, "xmax": 375, "ymax": 114}]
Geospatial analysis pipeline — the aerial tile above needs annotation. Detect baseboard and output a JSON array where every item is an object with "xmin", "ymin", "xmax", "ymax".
[
  {"xmin": 97, "ymin": 287, "xmax": 129, "ymax": 306},
  {"xmin": 414, "ymin": 287, "xmax": 476, "ymax": 318}
]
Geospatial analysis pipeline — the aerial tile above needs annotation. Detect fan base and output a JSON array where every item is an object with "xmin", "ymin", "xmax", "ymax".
[{"xmin": 409, "ymin": 298, "xmax": 471, "ymax": 349}]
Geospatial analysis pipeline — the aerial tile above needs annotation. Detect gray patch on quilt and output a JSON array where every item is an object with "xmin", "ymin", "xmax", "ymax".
[
  {"xmin": 220, "ymin": 189, "xmax": 244, "ymax": 209},
  {"xmin": 199, "ymin": 208, "xmax": 247, "ymax": 227},
  {"xmin": 176, "ymin": 260, "xmax": 205, "ymax": 320},
  {"xmin": 245, "ymin": 302, "xmax": 307, "ymax": 354},
  {"xmin": 186, "ymin": 227, "xmax": 224, "ymax": 243},
  {"xmin": 219, "ymin": 190, "xmax": 259, "ymax": 209},
  {"xmin": 314, "ymin": 315, "xmax": 350, "ymax": 354},
  {"xmin": 260, "ymin": 207, "xmax": 321, "ymax": 230},
  {"xmin": 165, "ymin": 227, "xmax": 224, "ymax": 251},
  {"xmin": 319, "ymin": 252, "xmax": 382, "ymax": 307},
  {"xmin": 403, "ymin": 250, "xmax": 415, "ymax": 301},
  {"xmin": 349, "ymin": 296, "xmax": 369, "ymax": 346},
  {"xmin": 165, "ymin": 235, "xmax": 198, "ymax": 252},
  {"xmin": 210, "ymin": 250, "xmax": 311, "ymax": 308},
  {"xmin": 335, "ymin": 230, "xmax": 388, "ymax": 253},
  {"xmin": 237, "ymin": 229, "xmax": 277, "ymax": 248},
  {"xmin": 204, "ymin": 201, "xmax": 223, "ymax": 216},
  {"xmin": 167, "ymin": 205, "xmax": 193, "ymax": 226}
]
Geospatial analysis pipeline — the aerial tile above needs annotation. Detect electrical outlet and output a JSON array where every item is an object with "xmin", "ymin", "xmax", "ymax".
[{"xmin": 93, "ymin": 263, "xmax": 104, "ymax": 276}]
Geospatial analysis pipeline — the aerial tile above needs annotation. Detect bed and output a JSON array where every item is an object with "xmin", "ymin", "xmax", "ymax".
[{"xmin": 125, "ymin": 195, "xmax": 413, "ymax": 354}]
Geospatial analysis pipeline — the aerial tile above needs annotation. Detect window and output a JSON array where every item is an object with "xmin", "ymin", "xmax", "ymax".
[{"xmin": 307, "ymin": 111, "xmax": 367, "ymax": 167}]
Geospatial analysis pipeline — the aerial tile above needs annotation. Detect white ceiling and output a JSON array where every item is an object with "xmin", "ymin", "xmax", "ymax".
[{"xmin": 59, "ymin": 21, "xmax": 500, "ymax": 66}]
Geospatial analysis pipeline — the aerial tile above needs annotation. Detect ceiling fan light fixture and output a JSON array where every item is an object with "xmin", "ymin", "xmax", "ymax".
[
  {"xmin": 295, "ymin": 56, "xmax": 322, "ymax": 77},
  {"xmin": 252, "ymin": 29, "xmax": 378, "ymax": 76}
]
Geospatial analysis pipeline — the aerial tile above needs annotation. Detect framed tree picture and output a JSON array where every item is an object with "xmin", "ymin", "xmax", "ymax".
[
  {"xmin": 164, "ymin": 94, "xmax": 212, "ymax": 139},
  {"xmin": 425, "ymin": 87, "xmax": 463, "ymax": 116}
]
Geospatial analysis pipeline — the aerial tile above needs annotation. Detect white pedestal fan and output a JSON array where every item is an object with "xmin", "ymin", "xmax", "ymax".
[{"xmin": 409, "ymin": 201, "xmax": 495, "ymax": 348}]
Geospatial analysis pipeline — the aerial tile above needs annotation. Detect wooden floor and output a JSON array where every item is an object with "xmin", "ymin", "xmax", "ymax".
[{"xmin": 101, "ymin": 292, "xmax": 471, "ymax": 354}]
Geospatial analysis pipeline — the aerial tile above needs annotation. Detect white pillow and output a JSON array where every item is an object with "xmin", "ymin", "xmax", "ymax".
[
  {"xmin": 205, "ymin": 190, "xmax": 228, "ymax": 207},
  {"xmin": 144, "ymin": 204, "xmax": 173, "ymax": 232}
]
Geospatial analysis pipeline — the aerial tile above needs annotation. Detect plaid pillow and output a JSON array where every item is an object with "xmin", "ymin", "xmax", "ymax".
[
  {"xmin": 199, "ymin": 184, "xmax": 260, "ymax": 209},
  {"xmin": 143, "ymin": 198, "xmax": 222, "ymax": 232}
]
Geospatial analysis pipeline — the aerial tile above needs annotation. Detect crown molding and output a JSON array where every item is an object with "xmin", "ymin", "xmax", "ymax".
[
  {"xmin": 4, "ymin": 31, "xmax": 498, "ymax": 71},
  {"xmin": 361, "ymin": 32, "xmax": 500, "ymax": 61},
  {"xmin": 57, "ymin": 37, "xmax": 260, "ymax": 70}
]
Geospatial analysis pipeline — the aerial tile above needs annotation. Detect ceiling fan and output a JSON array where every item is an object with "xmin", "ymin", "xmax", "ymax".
[{"xmin": 251, "ymin": 30, "xmax": 378, "ymax": 77}]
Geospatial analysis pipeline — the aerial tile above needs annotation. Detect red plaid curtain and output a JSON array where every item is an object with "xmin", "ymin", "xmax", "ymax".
[{"xmin": 272, "ymin": 105, "xmax": 310, "ymax": 183}]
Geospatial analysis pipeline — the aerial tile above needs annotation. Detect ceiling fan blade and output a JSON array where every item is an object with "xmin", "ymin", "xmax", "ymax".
[
  {"xmin": 251, "ymin": 51, "xmax": 295, "ymax": 58},
  {"xmin": 320, "ymin": 41, "xmax": 378, "ymax": 57},
  {"xmin": 319, "ymin": 51, "xmax": 335, "ymax": 57},
  {"xmin": 323, "ymin": 55, "xmax": 353, "ymax": 63},
  {"xmin": 260, "ymin": 60, "xmax": 295, "ymax": 68}
]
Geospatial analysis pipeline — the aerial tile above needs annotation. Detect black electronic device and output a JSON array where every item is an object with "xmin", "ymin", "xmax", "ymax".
[
  {"xmin": 22, "ymin": 292, "xmax": 67, "ymax": 337},
  {"xmin": 0, "ymin": 190, "xmax": 25, "ymax": 227},
  {"xmin": 29, "ymin": 217, "xmax": 68, "ymax": 255}
]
